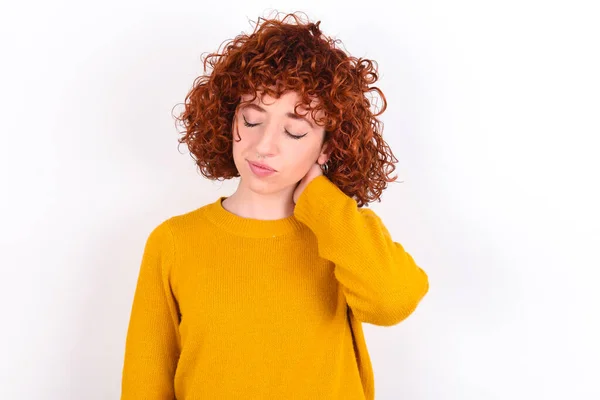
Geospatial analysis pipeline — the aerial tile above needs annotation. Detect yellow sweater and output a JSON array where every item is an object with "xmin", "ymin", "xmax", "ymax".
[{"xmin": 121, "ymin": 175, "xmax": 429, "ymax": 400}]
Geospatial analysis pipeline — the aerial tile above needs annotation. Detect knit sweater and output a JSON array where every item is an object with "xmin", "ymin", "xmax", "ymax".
[{"xmin": 120, "ymin": 175, "xmax": 429, "ymax": 400}]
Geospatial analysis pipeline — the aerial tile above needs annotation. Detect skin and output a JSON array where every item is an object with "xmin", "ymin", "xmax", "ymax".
[{"xmin": 221, "ymin": 90, "xmax": 330, "ymax": 220}]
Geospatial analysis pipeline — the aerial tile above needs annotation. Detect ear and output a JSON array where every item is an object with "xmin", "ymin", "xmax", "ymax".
[{"xmin": 317, "ymin": 142, "xmax": 330, "ymax": 165}]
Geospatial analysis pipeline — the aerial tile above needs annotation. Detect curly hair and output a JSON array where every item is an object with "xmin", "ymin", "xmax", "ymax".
[{"xmin": 173, "ymin": 11, "xmax": 399, "ymax": 207}]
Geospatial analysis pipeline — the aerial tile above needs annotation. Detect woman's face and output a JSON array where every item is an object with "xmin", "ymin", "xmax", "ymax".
[{"xmin": 231, "ymin": 90, "xmax": 328, "ymax": 195}]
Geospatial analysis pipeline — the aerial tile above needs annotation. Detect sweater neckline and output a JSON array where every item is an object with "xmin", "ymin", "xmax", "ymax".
[{"xmin": 203, "ymin": 196, "xmax": 305, "ymax": 238}]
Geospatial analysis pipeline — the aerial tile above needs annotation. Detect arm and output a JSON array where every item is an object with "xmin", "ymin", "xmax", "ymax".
[
  {"xmin": 121, "ymin": 220, "xmax": 180, "ymax": 399},
  {"xmin": 293, "ymin": 175, "xmax": 429, "ymax": 326}
]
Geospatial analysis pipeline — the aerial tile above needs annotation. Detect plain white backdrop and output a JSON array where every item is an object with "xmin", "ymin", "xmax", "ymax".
[{"xmin": 1, "ymin": 1, "xmax": 599, "ymax": 399}]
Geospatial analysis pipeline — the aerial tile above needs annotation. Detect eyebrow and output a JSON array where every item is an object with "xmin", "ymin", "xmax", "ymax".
[{"xmin": 240, "ymin": 103, "xmax": 315, "ymax": 129}]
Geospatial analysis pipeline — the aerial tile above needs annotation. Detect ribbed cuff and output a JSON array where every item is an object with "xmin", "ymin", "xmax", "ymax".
[{"xmin": 293, "ymin": 175, "xmax": 353, "ymax": 232}]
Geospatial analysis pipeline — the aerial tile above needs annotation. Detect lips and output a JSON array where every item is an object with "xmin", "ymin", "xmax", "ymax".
[{"xmin": 248, "ymin": 161, "xmax": 276, "ymax": 172}]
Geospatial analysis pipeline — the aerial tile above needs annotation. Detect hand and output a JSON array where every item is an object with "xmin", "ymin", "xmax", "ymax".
[{"xmin": 293, "ymin": 162, "xmax": 324, "ymax": 204}]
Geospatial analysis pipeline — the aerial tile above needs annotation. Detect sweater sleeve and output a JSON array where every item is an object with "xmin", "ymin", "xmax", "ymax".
[
  {"xmin": 293, "ymin": 175, "xmax": 429, "ymax": 326},
  {"xmin": 121, "ymin": 220, "xmax": 181, "ymax": 399}
]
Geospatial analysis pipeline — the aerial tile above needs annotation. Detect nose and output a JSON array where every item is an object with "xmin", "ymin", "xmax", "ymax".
[{"xmin": 253, "ymin": 122, "xmax": 279, "ymax": 157}]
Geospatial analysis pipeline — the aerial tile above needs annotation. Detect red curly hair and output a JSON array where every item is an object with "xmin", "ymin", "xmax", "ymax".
[{"xmin": 174, "ymin": 11, "xmax": 399, "ymax": 207}]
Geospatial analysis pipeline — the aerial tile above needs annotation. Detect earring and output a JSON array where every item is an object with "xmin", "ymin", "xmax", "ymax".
[{"xmin": 320, "ymin": 162, "xmax": 329, "ymax": 175}]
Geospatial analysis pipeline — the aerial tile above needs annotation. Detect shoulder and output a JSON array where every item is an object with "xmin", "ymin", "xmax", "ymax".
[{"xmin": 145, "ymin": 200, "xmax": 216, "ymax": 245}]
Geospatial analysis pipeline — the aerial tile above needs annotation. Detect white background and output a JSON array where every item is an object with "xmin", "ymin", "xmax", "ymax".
[{"xmin": 1, "ymin": 1, "xmax": 599, "ymax": 399}]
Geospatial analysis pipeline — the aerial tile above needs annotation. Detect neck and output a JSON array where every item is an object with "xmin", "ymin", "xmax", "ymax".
[{"xmin": 222, "ymin": 179, "xmax": 296, "ymax": 220}]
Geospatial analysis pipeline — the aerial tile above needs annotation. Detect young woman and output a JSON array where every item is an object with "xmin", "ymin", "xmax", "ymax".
[{"xmin": 121, "ymin": 12, "xmax": 429, "ymax": 400}]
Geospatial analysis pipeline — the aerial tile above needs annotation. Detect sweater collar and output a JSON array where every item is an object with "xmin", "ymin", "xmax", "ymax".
[{"xmin": 203, "ymin": 196, "xmax": 305, "ymax": 238}]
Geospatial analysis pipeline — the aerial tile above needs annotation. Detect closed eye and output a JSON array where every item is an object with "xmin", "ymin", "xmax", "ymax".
[
  {"xmin": 242, "ymin": 115, "xmax": 260, "ymax": 128},
  {"xmin": 242, "ymin": 115, "xmax": 307, "ymax": 140}
]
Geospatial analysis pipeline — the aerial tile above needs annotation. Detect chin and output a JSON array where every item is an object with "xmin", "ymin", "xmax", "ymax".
[{"xmin": 242, "ymin": 173, "xmax": 296, "ymax": 195}]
